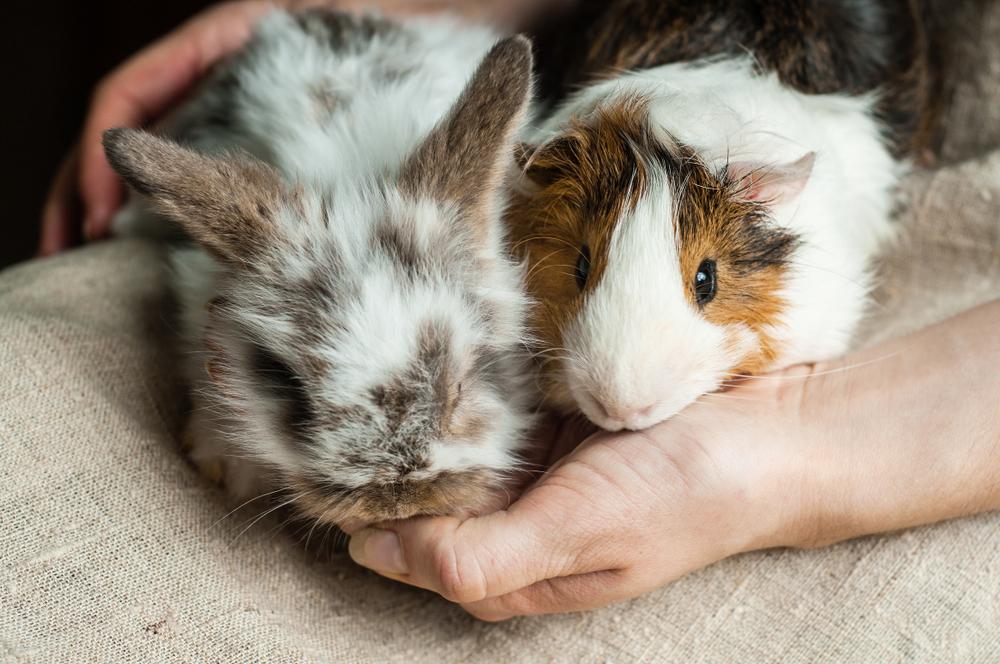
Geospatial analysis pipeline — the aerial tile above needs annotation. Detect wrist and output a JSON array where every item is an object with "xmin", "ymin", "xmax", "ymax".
[
  {"xmin": 716, "ymin": 363, "xmax": 835, "ymax": 555},
  {"xmin": 734, "ymin": 302, "xmax": 1000, "ymax": 555},
  {"xmin": 765, "ymin": 361, "xmax": 848, "ymax": 550},
  {"xmin": 744, "ymin": 358, "xmax": 905, "ymax": 552},
  {"xmin": 665, "ymin": 365, "xmax": 821, "ymax": 557}
]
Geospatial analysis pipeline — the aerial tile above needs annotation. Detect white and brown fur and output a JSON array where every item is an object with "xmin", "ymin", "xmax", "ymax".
[
  {"xmin": 104, "ymin": 11, "xmax": 537, "ymax": 526},
  {"xmin": 513, "ymin": 0, "xmax": 935, "ymax": 431}
]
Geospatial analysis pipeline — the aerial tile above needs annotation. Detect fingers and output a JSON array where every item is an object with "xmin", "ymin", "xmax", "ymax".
[
  {"xmin": 39, "ymin": 149, "xmax": 82, "ymax": 256},
  {"xmin": 460, "ymin": 569, "xmax": 637, "ymax": 621},
  {"xmin": 78, "ymin": 87, "xmax": 138, "ymax": 240},
  {"xmin": 349, "ymin": 490, "xmax": 615, "ymax": 604}
]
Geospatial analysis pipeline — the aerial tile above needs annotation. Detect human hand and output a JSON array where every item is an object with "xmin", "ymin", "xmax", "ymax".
[
  {"xmin": 349, "ymin": 300, "xmax": 1000, "ymax": 620},
  {"xmin": 348, "ymin": 368, "xmax": 813, "ymax": 620}
]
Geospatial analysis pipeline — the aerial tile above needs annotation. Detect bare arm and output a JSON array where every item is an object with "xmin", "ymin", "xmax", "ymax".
[{"xmin": 791, "ymin": 299, "xmax": 1000, "ymax": 548}]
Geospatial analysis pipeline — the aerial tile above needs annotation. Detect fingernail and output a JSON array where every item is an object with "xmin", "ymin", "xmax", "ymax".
[{"xmin": 349, "ymin": 529, "xmax": 408, "ymax": 575}]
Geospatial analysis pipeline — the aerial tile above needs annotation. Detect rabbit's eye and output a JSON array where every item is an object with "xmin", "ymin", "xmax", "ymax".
[
  {"xmin": 694, "ymin": 259, "xmax": 717, "ymax": 306},
  {"xmin": 251, "ymin": 345, "xmax": 314, "ymax": 439},
  {"xmin": 575, "ymin": 245, "xmax": 591, "ymax": 290}
]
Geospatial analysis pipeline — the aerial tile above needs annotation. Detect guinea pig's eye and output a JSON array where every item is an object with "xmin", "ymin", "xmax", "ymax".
[
  {"xmin": 575, "ymin": 245, "xmax": 591, "ymax": 290},
  {"xmin": 694, "ymin": 259, "xmax": 717, "ymax": 306}
]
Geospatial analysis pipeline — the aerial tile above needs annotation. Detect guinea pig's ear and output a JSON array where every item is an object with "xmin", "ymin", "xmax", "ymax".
[
  {"xmin": 510, "ymin": 133, "xmax": 581, "ymax": 197},
  {"xmin": 103, "ymin": 128, "xmax": 287, "ymax": 264},
  {"xmin": 728, "ymin": 152, "xmax": 816, "ymax": 207},
  {"xmin": 400, "ymin": 35, "xmax": 534, "ymax": 224},
  {"xmin": 511, "ymin": 141, "xmax": 554, "ymax": 196}
]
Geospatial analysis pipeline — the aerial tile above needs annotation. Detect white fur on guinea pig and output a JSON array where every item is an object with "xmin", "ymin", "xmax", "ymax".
[
  {"xmin": 512, "ymin": 57, "xmax": 902, "ymax": 432},
  {"xmin": 106, "ymin": 11, "xmax": 538, "ymax": 526}
]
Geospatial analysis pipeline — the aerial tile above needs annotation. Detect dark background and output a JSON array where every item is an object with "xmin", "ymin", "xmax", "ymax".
[{"xmin": 2, "ymin": 1, "xmax": 215, "ymax": 268}]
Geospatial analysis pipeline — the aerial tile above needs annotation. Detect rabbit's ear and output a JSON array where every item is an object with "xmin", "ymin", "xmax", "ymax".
[
  {"xmin": 400, "ymin": 35, "xmax": 534, "ymax": 223},
  {"xmin": 103, "ymin": 128, "xmax": 286, "ymax": 264}
]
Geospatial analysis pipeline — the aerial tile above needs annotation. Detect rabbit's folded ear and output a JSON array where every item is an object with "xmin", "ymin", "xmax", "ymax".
[
  {"xmin": 103, "ymin": 128, "xmax": 287, "ymax": 264},
  {"xmin": 400, "ymin": 35, "xmax": 534, "ymax": 226}
]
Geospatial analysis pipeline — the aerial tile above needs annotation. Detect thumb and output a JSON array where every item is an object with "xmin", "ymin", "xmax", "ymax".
[{"xmin": 348, "ymin": 488, "xmax": 610, "ymax": 604}]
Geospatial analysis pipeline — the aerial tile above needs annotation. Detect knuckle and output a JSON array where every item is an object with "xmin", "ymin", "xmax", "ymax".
[{"xmin": 432, "ymin": 540, "xmax": 489, "ymax": 604}]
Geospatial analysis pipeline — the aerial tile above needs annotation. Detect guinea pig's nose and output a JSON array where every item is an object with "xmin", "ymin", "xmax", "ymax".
[{"xmin": 596, "ymin": 399, "xmax": 656, "ymax": 429}]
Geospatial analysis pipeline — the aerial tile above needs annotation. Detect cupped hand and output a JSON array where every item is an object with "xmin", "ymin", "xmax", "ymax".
[{"xmin": 349, "ymin": 368, "xmax": 814, "ymax": 620}]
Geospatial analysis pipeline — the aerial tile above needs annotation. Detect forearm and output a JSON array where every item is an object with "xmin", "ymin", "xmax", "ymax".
[{"xmin": 794, "ymin": 300, "xmax": 1000, "ymax": 547}]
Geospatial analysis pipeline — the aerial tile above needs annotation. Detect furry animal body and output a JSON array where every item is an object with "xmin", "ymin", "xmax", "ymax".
[
  {"xmin": 513, "ymin": 0, "xmax": 935, "ymax": 430},
  {"xmin": 105, "ymin": 10, "xmax": 538, "ymax": 525}
]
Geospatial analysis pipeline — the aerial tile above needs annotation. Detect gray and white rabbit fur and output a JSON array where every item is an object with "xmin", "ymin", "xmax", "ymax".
[{"xmin": 103, "ymin": 10, "xmax": 538, "ymax": 526}]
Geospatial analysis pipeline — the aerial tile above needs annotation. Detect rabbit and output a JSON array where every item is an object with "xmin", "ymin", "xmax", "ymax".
[
  {"xmin": 511, "ymin": 0, "xmax": 936, "ymax": 432},
  {"xmin": 102, "ymin": 9, "xmax": 538, "ymax": 528}
]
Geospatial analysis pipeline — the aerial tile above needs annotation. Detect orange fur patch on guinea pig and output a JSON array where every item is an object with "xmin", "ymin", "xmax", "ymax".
[{"xmin": 508, "ymin": 97, "xmax": 800, "ymax": 412}]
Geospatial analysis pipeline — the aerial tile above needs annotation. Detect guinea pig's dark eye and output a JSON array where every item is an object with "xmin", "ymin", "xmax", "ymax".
[
  {"xmin": 575, "ymin": 245, "xmax": 591, "ymax": 290},
  {"xmin": 694, "ymin": 259, "xmax": 717, "ymax": 306}
]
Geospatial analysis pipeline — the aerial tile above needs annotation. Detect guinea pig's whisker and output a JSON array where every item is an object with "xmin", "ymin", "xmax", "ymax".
[
  {"xmin": 790, "ymin": 351, "xmax": 904, "ymax": 378},
  {"xmin": 546, "ymin": 267, "xmax": 583, "ymax": 281},
  {"xmin": 511, "ymin": 235, "xmax": 588, "ymax": 258},
  {"xmin": 714, "ymin": 350, "xmax": 902, "ymax": 383},
  {"xmin": 699, "ymin": 391, "xmax": 774, "ymax": 404},
  {"xmin": 506, "ymin": 456, "xmax": 547, "ymax": 470},
  {"xmin": 524, "ymin": 249, "xmax": 566, "ymax": 282}
]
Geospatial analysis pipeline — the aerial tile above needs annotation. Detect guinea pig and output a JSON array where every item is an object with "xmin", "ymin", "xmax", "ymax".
[
  {"xmin": 512, "ymin": 0, "xmax": 935, "ymax": 431},
  {"xmin": 103, "ymin": 11, "xmax": 538, "ymax": 527}
]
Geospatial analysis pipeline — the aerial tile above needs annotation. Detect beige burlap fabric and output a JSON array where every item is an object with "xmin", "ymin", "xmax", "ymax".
[{"xmin": 3, "ymin": 3, "xmax": 1000, "ymax": 661}]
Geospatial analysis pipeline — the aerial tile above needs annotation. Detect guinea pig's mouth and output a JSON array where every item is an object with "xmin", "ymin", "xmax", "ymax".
[
  {"xmin": 287, "ymin": 468, "xmax": 508, "ymax": 528},
  {"xmin": 567, "ymin": 376, "xmax": 689, "ymax": 432}
]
